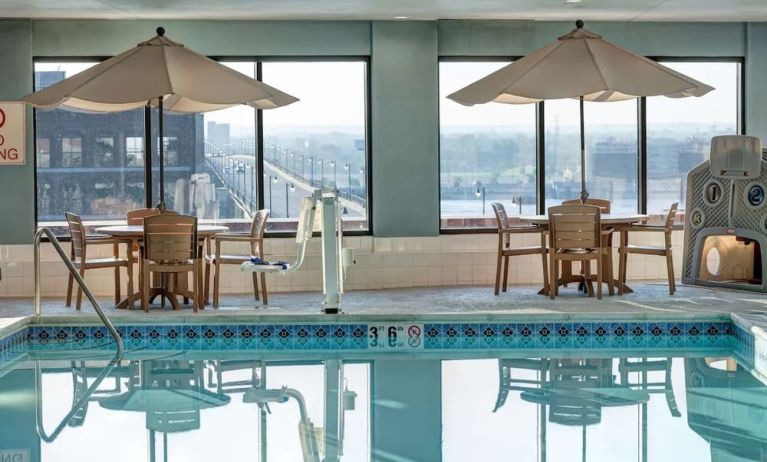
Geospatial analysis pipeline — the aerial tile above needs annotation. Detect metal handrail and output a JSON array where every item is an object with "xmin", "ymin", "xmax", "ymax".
[
  {"xmin": 33, "ymin": 227, "xmax": 124, "ymax": 354},
  {"xmin": 35, "ymin": 355, "xmax": 122, "ymax": 442}
]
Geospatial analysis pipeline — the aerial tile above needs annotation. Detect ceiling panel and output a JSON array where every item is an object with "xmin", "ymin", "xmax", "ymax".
[{"xmin": 0, "ymin": 0, "xmax": 765, "ymax": 21}]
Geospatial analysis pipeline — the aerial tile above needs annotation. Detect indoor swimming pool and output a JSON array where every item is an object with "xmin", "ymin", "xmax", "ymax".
[{"xmin": 0, "ymin": 318, "xmax": 766, "ymax": 461}]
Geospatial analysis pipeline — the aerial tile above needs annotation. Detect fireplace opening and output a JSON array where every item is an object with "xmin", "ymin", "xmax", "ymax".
[{"xmin": 698, "ymin": 235, "xmax": 763, "ymax": 285}]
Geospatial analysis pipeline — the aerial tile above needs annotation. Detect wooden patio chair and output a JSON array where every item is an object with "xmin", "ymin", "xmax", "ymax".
[
  {"xmin": 547, "ymin": 204, "xmax": 613, "ymax": 300},
  {"xmin": 65, "ymin": 212, "xmax": 132, "ymax": 309},
  {"xmin": 491, "ymin": 202, "xmax": 548, "ymax": 295},
  {"xmin": 205, "ymin": 209, "xmax": 269, "ymax": 307},
  {"xmin": 618, "ymin": 203, "xmax": 678, "ymax": 295},
  {"xmin": 127, "ymin": 208, "xmax": 178, "ymax": 304},
  {"xmin": 141, "ymin": 214, "xmax": 200, "ymax": 312}
]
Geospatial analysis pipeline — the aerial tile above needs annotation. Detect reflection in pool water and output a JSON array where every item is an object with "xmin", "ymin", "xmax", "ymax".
[{"xmin": 1, "ymin": 351, "xmax": 766, "ymax": 461}]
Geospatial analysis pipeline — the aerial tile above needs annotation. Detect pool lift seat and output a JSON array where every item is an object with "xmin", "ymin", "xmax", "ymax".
[{"xmin": 241, "ymin": 189, "xmax": 353, "ymax": 313}]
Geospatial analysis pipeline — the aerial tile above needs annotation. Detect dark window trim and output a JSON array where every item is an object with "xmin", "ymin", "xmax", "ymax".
[
  {"xmin": 438, "ymin": 55, "xmax": 745, "ymax": 233},
  {"xmin": 32, "ymin": 55, "xmax": 373, "ymax": 237}
]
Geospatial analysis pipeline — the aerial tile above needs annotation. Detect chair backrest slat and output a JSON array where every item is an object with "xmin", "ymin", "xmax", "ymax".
[
  {"xmin": 548, "ymin": 204, "xmax": 601, "ymax": 251},
  {"xmin": 665, "ymin": 203, "xmax": 679, "ymax": 230},
  {"xmin": 143, "ymin": 214, "xmax": 198, "ymax": 263},
  {"xmin": 65, "ymin": 212, "xmax": 87, "ymax": 260},
  {"xmin": 562, "ymin": 198, "xmax": 611, "ymax": 214},
  {"xmin": 127, "ymin": 208, "xmax": 177, "ymax": 225}
]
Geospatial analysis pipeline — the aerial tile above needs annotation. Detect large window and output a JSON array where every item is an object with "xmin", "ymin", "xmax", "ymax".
[
  {"xmin": 262, "ymin": 61, "xmax": 369, "ymax": 231},
  {"xmin": 646, "ymin": 61, "xmax": 740, "ymax": 213},
  {"xmin": 439, "ymin": 58, "xmax": 740, "ymax": 230},
  {"xmin": 34, "ymin": 59, "xmax": 370, "ymax": 235},
  {"xmin": 439, "ymin": 60, "xmax": 537, "ymax": 229},
  {"xmin": 545, "ymin": 99, "xmax": 638, "ymax": 214},
  {"xmin": 35, "ymin": 62, "xmax": 146, "ymax": 226}
]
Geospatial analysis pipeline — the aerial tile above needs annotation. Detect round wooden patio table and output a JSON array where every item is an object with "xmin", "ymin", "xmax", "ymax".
[
  {"xmin": 519, "ymin": 214, "xmax": 648, "ymax": 295},
  {"xmin": 96, "ymin": 224, "xmax": 229, "ymax": 309}
]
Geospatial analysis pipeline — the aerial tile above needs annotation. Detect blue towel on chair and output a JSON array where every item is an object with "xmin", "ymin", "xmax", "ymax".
[{"xmin": 250, "ymin": 257, "xmax": 288, "ymax": 270}]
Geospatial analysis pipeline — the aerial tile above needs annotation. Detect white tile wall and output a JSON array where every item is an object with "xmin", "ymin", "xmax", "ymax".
[{"xmin": 0, "ymin": 230, "xmax": 686, "ymax": 297}]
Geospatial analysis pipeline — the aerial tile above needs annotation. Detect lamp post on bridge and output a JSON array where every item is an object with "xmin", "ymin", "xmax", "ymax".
[
  {"xmin": 309, "ymin": 156, "xmax": 314, "ymax": 186},
  {"xmin": 318, "ymin": 158, "xmax": 325, "ymax": 188},
  {"xmin": 344, "ymin": 163, "xmax": 352, "ymax": 200},
  {"xmin": 330, "ymin": 160, "xmax": 337, "ymax": 189},
  {"xmin": 285, "ymin": 182, "xmax": 295, "ymax": 218},
  {"xmin": 268, "ymin": 175, "xmax": 278, "ymax": 211},
  {"xmin": 473, "ymin": 181, "xmax": 486, "ymax": 215}
]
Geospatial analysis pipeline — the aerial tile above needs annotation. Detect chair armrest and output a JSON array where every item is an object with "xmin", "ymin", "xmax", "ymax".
[
  {"xmin": 622, "ymin": 225, "xmax": 667, "ymax": 232},
  {"xmin": 214, "ymin": 233, "xmax": 259, "ymax": 243},
  {"xmin": 600, "ymin": 227, "xmax": 614, "ymax": 236},
  {"xmin": 85, "ymin": 236, "xmax": 119, "ymax": 245},
  {"xmin": 500, "ymin": 226, "xmax": 546, "ymax": 234}
]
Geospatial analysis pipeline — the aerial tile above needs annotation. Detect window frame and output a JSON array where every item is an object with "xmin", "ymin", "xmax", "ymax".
[
  {"xmin": 32, "ymin": 55, "xmax": 373, "ymax": 238},
  {"xmin": 437, "ymin": 55, "xmax": 745, "ymax": 233}
]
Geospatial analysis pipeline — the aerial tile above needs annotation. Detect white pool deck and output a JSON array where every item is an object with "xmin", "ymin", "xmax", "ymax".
[{"xmin": 1, "ymin": 282, "xmax": 766, "ymax": 335}]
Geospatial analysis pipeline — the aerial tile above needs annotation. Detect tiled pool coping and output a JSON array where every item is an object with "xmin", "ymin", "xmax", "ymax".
[{"xmin": 0, "ymin": 311, "xmax": 751, "ymax": 355}]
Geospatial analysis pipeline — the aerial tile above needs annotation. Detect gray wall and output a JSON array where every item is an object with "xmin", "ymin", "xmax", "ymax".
[{"xmin": 0, "ymin": 18, "xmax": 766, "ymax": 242}]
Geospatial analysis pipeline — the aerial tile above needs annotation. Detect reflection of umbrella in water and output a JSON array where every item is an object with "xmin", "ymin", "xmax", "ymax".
[
  {"xmin": 22, "ymin": 27, "xmax": 298, "ymax": 211},
  {"xmin": 98, "ymin": 387, "xmax": 230, "ymax": 413},
  {"xmin": 448, "ymin": 20, "xmax": 714, "ymax": 202}
]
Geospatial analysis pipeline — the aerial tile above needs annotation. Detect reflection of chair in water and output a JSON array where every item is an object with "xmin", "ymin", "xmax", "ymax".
[
  {"xmin": 547, "ymin": 359, "xmax": 613, "ymax": 426},
  {"xmin": 619, "ymin": 357, "xmax": 680, "ymax": 417},
  {"xmin": 68, "ymin": 360, "xmax": 138, "ymax": 427},
  {"xmin": 493, "ymin": 358, "xmax": 550, "ymax": 412}
]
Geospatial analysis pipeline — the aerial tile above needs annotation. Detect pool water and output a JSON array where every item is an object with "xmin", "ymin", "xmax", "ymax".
[{"xmin": 1, "ymin": 337, "xmax": 766, "ymax": 462}]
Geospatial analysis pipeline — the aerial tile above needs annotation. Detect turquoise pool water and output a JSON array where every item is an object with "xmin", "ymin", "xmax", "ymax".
[{"xmin": 1, "ymin": 324, "xmax": 766, "ymax": 462}]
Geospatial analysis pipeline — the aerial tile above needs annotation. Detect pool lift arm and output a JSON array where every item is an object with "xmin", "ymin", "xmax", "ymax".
[
  {"xmin": 241, "ymin": 188, "xmax": 354, "ymax": 314},
  {"xmin": 245, "ymin": 386, "xmax": 322, "ymax": 462}
]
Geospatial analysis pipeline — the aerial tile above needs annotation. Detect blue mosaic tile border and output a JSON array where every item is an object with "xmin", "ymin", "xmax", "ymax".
[
  {"xmin": 14, "ymin": 320, "xmax": 736, "ymax": 352},
  {"xmin": 422, "ymin": 321, "xmax": 734, "ymax": 350},
  {"xmin": 0, "ymin": 329, "xmax": 27, "ymax": 364}
]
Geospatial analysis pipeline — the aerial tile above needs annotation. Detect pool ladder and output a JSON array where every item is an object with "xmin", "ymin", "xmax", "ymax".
[{"xmin": 33, "ymin": 227, "xmax": 123, "ymax": 354}]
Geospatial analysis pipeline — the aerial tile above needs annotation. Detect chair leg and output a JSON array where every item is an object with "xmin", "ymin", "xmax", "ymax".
[
  {"xmin": 605, "ymin": 249, "xmax": 614, "ymax": 296},
  {"xmin": 260, "ymin": 273, "xmax": 268, "ymax": 306},
  {"xmin": 502, "ymin": 256, "xmax": 510, "ymax": 292},
  {"xmin": 213, "ymin": 260, "xmax": 221, "ymax": 308},
  {"xmin": 141, "ymin": 263, "xmax": 150, "ymax": 313},
  {"xmin": 204, "ymin": 260, "xmax": 211, "ymax": 304},
  {"xmin": 192, "ymin": 264, "xmax": 200, "ymax": 313},
  {"xmin": 549, "ymin": 255, "xmax": 557, "ymax": 300},
  {"xmin": 66, "ymin": 273, "xmax": 74, "ymax": 307},
  {"xmin": 541, "ymin": 233, "xmax": 550, "ymax": 294},
  {"xmin": 75, "ymin": 267, "xmax": 86, "ymax": 310},
  {"xmin": 666, "ymin": 251, "xmax": 675, "ymax": 295},
  {"xmin": 126, "ymin": 262, "xmax": 134, "ymax": 310},
  {"xmin": 114, "ymin": 267, "xmax": 121, "ymax": 306},
  {"xmin": 252, "ymin": 272, "xmax": 260, "ymax": 301},
  {"xmin": 494, "ymin": 249, "xmax": 503, "ymax": 296},
  {"xmin": 596, "ymin": 257, "xmax": 603, "ymax": 300}
]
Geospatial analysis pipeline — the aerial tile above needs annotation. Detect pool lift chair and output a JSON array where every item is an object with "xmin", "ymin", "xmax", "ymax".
[{"xmin": 241, "ymin": 188, "xmax": 355, "ymax": 314}]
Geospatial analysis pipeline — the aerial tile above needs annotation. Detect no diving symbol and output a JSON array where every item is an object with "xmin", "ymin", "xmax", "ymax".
[
  {"xmin": 0, "ymin": 108, "xmax": 5, "ymax": 129},
  {"xmin": 407, "ymin": 325, "xmax": 421, "ymax": 348}
]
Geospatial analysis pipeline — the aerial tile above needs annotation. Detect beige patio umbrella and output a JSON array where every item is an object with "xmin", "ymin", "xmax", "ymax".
[
  {"xmin": 448, "ymin": 20, "xmax": 714, "ymax": 202},
  {"xmin": 22, "ymin": 27, "xmax": 298, "ymax": 210}
]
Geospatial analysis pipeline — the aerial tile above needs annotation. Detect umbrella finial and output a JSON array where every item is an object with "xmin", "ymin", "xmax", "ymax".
[
  {"xmin": 156, "ymin": 26, "xmax": 165, "ymax": 36},
  {"xmin": 575, "ymin": 19, "xmax": 584, "ymax": 29}
]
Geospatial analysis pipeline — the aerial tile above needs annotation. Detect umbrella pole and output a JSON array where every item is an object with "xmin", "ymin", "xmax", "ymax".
[
  {"xmin": 579, "ymin": 95, "xmax": 588, "ymax": 202},
  {"xmin": 156, "ymin": 96, "xmax": 166, "ymax": 212}
]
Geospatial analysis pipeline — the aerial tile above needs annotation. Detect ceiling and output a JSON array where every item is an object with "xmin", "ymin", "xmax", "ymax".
[{"xmin": 1, "ymin": 0, "xmax": 766, "ymax": 21}]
